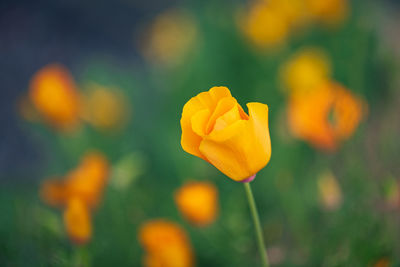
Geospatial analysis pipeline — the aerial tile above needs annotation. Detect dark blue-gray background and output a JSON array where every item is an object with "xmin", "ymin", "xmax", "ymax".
[{"xmin": 0, "ymin": 0, "xmax": 176, "ymax": 177}]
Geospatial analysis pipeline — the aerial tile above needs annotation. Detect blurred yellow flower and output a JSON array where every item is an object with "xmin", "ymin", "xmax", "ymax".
[
  {"xmin": 29, "ymin": 64, "xmax": 81, "ymax": 131},
  {"xmin": 82, "ymin": 83, "xmax": 130, "ymax": 132},
  {"xmin": 239, "ymin": 0, "xmax": 349, "ymax": 49},
  {"xmin": 287, "ymin": 82, "xmax": 366, "ymax": 151},
  {"xmin": 317, "ymin": 171, "xmax": 342, "ymax": 210},
  {"xmin": 281, "ymin": 47, "xmax": 331, "ymax": 95},
  {"xmin": 141, "ymin": 8, "xmax": 198, "ymax": 66},
  {"xmin": 174, "ymin": 181, "xmax": 218, "ymax": 227},
  {"xmin": 180, "ymin": 86, "xmax": 271, "ymax": 182},
  {"xmin": 63, "ymin": 197, "xmax": 92, "ymax": 245},
  {"xmin": 40, "ymin": 151, "xmax": 109, "ymax": 245},
  {"xmin": 305, "ymin": 0, "xmax": 349, "ymax": 26},
  {"xmin": 139, "ymin": 219, "xmax": 194, "ymax": 267},
  {"xmin": 240, "ymin": 1, "xmax": 290, "ymax": 49}
]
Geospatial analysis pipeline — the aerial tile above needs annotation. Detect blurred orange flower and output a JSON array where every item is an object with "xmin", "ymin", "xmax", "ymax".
[
  {"xmin": 139, "ymin": 219, "xmax": 194, "ymax": 267},
  {"xmin": 29, "ymin": 64, "xmax": 81, "ymax": 130},
  {"xmin": 305, "ymin": 0, "xmax": 349, "ymax": 26},
  {"xmin": 239, "ymin": 1, "xmax": 290, "ymax": 49},
  {"xmin": 273, "ymin": 0, "xmax": 309, "ymax": 28},
  {"xmin": 317, "ymin": 171, "xmax": 342, "ymax": 210},
  {"xmin": 287, "ymin": 82, "xmax": 366, "ymax": 151},
  {"xmin": 40, "ymin": 151, "xmax": 109, "ymax": 244},
  {"xmin": 82, "ymin": 83, "xmax": 130, "ymax": 132},
  {"xmin": 373, "ymin": 258, "xmax": 391, "ymax": 267},
  {"xmin": 174, "ymin": 181, "xmax": 218, "ymax": 226},
  {"xmin": 180, "ymin": 86, "xmax": 271, "ymax": 182},
  {"xmin": 41, "ymin": 152, "xmax": 109, "ymax": 209},
  {"xmin": 280, "ymin": 47, "xmax": 331, "ymax": 95},
  {"xmin": 239, "ymin": 0, "xmax": 349, "ymax": 49},
  {"xmin": 63, "ymin": 197, "xmax": 92, "ymax": 245},
  {"xmin": 141, "ymin": 8, "xmax": 198, "ymax": 66}
]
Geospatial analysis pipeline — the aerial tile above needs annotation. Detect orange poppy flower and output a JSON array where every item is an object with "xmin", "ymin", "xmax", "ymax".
[
  {"xmin": 40, "ymin": 151, "xmax": 109, "ymax": 245},
  {"xmin": 304, "ymin": 0, "xmax": 349, "ymax": 26},
  {"xmin": 63, "ymin": 197, "xmax": 92, "ymax": 245},
  {"xmin": 287, "ymin": 82, "xmax": 365, "ymax": 151},
  {"xmin": 373, "ymin": 258, "xmax": 391, "ymax": 267},
  {"xmin": 41, "ymin": 152, "xmax": 109, "ymax": 209},
  {"xmin": 174, "ymin": 181, "xmax": 218, "ymax": 226},
  {"xmin": 180, "ymin": 86, "xmax": 271, "ymax": 182},
  {"xmin": 64, "ymin": 153, "xmax": 109, "ymax": 208},
  {"xmin": 139, "ymin": 220, "xmax": 194, "ymax": 267},
  {"xmin": 239, "ymin": 1, "xmax": 290, "ymax": 49},
  {"xmin": 29, "ymin": 64, "xmax": 81, "ymax": 130}
]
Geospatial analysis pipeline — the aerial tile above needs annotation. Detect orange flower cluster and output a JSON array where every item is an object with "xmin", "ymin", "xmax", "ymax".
[
  {"xmin": 24, "ymin": 64, "xmax": 129, "ymax": 132},
  {"xmin": 40, "ymin": 152, "xmax": 109, "ymax": 244},
  {"xmin": 29, "ymin": 64, "xmax": 81, "ymax": 131},
  {"xmin": 174, "ymin": 181, "xmax": 218, "ymax": 227},
  {"xmin": 139, "ymin": 220, "xmax": 194, "ymax": 267},
  {"xmin": 239, "ymin": 0, "xmax": 349, "ymax": 49},
  {"xmin": 282, "ymin": 48, "xmax": 366, "ymax": 151},
  {"xmin": 136, "ymin": 181, "xmax": 218, "ymax": 265}
]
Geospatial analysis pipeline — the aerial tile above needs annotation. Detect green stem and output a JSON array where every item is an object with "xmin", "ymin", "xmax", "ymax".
[
  {"xmin": 73, "ymin": 246, "xmax": 90, "ymax": 267},
  {"xmin": 244, "ymin": 182, "xmax": 269, "ymax": 267}
]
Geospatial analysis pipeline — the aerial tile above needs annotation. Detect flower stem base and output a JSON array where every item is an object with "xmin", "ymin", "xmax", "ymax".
[
  {"xmin": 244, "ymin": 181, "xmax": 269, "ymax": 267},
  {"xmin": 239, "ymin": 174, "xmax": 256, "ymax": 183}
]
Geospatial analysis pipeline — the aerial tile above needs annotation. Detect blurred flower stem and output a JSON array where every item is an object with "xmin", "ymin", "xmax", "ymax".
[
  {"xmin": 73, "ymin": 246, "xmax": 90, "ymax": 267},
  {"xmin": 244, "ymin": 182, "xmax": 269, "ymax": 267}
]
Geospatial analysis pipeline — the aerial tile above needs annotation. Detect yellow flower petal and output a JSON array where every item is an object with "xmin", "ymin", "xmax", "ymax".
[
  {"xmin": 199, "ymin": 103, "xmax": 271, "ymax": 181},
  {"xmin": 181, "ymin": 86, "xmax": 232, "ymax": 160},
  {"xmin": 205, "ymin": 97, "xmax": 237, "ymax": 134},
  {"xmin": 191, "ymin": 109, "xmax": 210, "ymax": 137},
  {"xmin": 213, "ymin": 104, "xmax": 242, "ymax": 132},
  {"xmin": 197, "ymin": 86, "xmax": 232, "ymax": 109},
  {"xmin": 181, "ymin": 99, "xmax": 208, "ymax": 160}
]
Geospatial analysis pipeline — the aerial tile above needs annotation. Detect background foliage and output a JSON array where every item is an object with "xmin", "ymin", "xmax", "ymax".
[{"xmin": 1, "ymin": 0, "xmax": 400, "ymax": 266}]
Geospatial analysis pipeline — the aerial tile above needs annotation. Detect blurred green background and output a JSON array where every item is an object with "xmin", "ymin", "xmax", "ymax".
[{"xmin": 1, "ymin": 0, "xmax": 400, "ymax": 266}]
